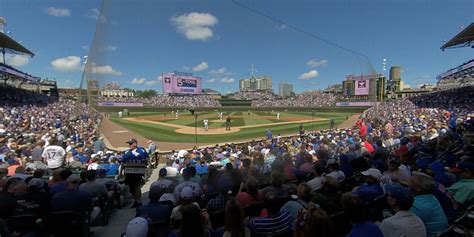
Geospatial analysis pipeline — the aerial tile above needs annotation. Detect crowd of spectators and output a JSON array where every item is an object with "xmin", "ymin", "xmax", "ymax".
[
  {"xmin": 1, "ymin": 84, "xmax": 474, "ymax": 237},
  {"xmin": 97, "ymin": 94, "xmax": 221, "ymax": 108},
  {"xmin": 120, "ymin": 86, "xmax": 473, "ymax": 237},
  {"xmin": 0, "ymin": 85, "xmax": 129, "ymax": 236},
  {"xmin": 230, "ymin": 91, "xmax": 278, "ymax": 101},
  {"xmin": 252, "ymin": 91, "xmax": 336, "ymax": 108}
]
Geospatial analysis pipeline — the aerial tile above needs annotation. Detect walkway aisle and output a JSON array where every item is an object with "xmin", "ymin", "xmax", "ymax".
[{"xmin": 92, "ymin": 164, "xmax": 164, "ymax": 237}]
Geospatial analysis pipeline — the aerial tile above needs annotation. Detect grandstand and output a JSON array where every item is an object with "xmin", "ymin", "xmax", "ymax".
[
  {"xmin": 1, "ymin": 3, "xmax": 474, "ymax": 237},
  {"xmin": 436, "ymin": 59, "xmax": 474, "ymax": 90}
]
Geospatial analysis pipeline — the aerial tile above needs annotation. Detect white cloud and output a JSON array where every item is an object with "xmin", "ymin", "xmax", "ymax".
[
  {"xmin": 85, "ymin": 8, "xmax": 100, "ymax": 19},
  {"xmin": 91, "ymin": 65, "xmax": 122, "ymax": 76},
  {"xmin": 220, "ymin": 78, "xmax": 234, "ymax": 83},
  {"xmin": 131, "ymin": 77, "xmax": 146, "ymax": 84},
  {"xmin": 206, "ymin": 78, "xmax": 216, "ymax": 83},
  {"xmin": 183, "ymin": 66, "xmax": 191, "ymax": 71},
  {"xmin": 298, "ymin": 70, "xmax": 319, "ymax": 80},
  {"xmin": 192, "ymin": 61, "xmax": 208, "ymax": 72},
  {"xmin": 306, "ymin": 59, "xmax": 328, "ymax": 68},
  {"xmin": 171, "ymin": 12, "xmax": 218, "ymax": 41},
  {"xmin": 275, "ymin": 24, "xmax": 287, "ymax": 30},
  {"xmin": 51, "ymin": 56, "xmax": 82, "ymax": 72},
  {"xmin": 5, "ymin": 55, "xmax": 30, "ymax": 67},
  {"xmin": 144, "ymin": 76, "xmax": 162, "ymax": 86},
  {"xmin": 45, "ymin": 7, "xmax": 70, "ymax": 17},
  {"xmin": 209, "ymin": 67, "xmax": 232, "ymax": 76}
]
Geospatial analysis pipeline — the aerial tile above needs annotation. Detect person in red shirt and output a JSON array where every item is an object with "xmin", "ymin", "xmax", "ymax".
[
  {"xmin": 359, "ymin": 123, "xmax": 368, "ymax": 137},
  {"xmin": 363, "ymin": 141, "xmax": 375, "ymax": 154}
]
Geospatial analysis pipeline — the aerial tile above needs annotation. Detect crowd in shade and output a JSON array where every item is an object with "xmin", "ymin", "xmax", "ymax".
[
  {"xmin": 1, "ymin": 84, "xmax": 474, "ymax": 237},
  {"xmin": 252, "ymin": 91, "xmax": 337, "ymax": 108},
  {"xmin": 230, "ymin": 91, "xmax": 279, "ymax": 101},
  {"xmin": 97, "ymin": 94, "xmax": 221, "ymax": 108}
]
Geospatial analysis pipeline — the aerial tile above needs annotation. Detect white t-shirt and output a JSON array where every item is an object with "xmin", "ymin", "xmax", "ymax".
[
  {"xmin": 307, "ymin": 176, "xmax": 323, "ymax": 190},
  {"xmin": 42, "ymin": 145, "xmax": 66, "ymax": 169},
  {"xmin": 166, "ymin": 167, "xmax": 179, "ymax": 177},
  {"xmin": 327, "ymin": 171, "xmax": 346, "ymax": 182}
]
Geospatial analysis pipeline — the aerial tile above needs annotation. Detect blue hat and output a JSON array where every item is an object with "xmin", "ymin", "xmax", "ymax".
[
  {"xmin": 450, "ymin": 161, "xmax": 474, "ymax": 173},
  {"xmin": 159, "ymin": 168, "xmax": 167, "ymax": 176},
  {"xmin": 385, "ymin": 184, "xmax": 414, "ymax": 205}
]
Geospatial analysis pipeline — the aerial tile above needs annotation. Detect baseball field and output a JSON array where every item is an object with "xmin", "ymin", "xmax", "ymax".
[{"xmin": 106, "ymin": 110, "xmax": 359, "ymax": 146}]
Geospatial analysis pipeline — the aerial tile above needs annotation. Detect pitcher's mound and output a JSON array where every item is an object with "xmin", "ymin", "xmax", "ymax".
[{"xmin": 175, "ymin": 127, "xmax": 240, "ymax": 135}]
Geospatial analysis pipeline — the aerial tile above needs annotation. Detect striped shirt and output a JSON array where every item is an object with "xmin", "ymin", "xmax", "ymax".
[{"xmin": 248, "ymin": 210, "xmax": 291, "ymax": 236}]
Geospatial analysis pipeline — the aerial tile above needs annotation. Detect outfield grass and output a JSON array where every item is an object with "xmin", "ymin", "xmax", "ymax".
[{"xmin": 110, "ymin": 110, "xmax": 353, "ymax": 143}]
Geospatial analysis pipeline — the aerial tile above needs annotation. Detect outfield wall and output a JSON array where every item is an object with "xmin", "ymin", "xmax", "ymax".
[{"xmin": 95, "ymin": 106, "xmax": 367, "ymax": 113}]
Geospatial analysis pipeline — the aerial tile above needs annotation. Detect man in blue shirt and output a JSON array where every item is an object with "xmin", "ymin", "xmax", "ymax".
[
  {"xmin": 409, "ymin": 172, "xmax": 448, "ymax": 236},
  {"xmin": 266, "ymin": 129, "xmax": 273, "ymax": 140},
  {"xmin": 353, "ymin": 168, "xmax": 384, "ymax": 203},
  {"xmin": 51, "ymin": 175, "xmax": 93, "ymax": 218},
  {"xmin": 122, "ymin": 138, "xmax": 149, "ymax": 208},
  {"xmin": 342, "ymin": 193, "xmax": 383, "ymax": 237}
]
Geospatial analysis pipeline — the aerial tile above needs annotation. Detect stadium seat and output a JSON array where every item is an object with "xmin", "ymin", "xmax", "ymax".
[
  {"xmin": 210, "ymin": 210, "xmax": 226, "ymax": 229},
  {"xmin": 7, "ymin": 214, "xmax": 40, "ymax": 235},
  {"xmin": 329, "ymin": 211, "xmax": 351, "ymax": 237},
  {"xmin": 243, "ymin": 203, "xmax": 265, "ymax": 217},
  {"xmin": 147, "ymin": 220, "xmax": 170, "ymax": 237},
  {"xmin": 46, "ymin": 211, "xmax": 89, "ymax": 237},
  {"xmin": 437, "ymin": 224, "xmax": 469, "ymax": 237},
  {"xmin": 363, "ymin": 195, "xmax": 387, "ymax": 222}
]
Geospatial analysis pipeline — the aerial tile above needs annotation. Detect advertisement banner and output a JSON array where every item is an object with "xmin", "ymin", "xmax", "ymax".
[
  {"xmin": 97, "ymin": 102, "xmax": 144, "ymax": 107},
  {"xmin": 354, "ymin": 80, "xmax": 369, "ymax": 95},
  {"xmin": 336, "ymin": 101, "xmax": 378, "ymax": 107}
]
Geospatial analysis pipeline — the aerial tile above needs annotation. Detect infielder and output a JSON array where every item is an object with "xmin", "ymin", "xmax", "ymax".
[
  {"xmin": 175, "ymin": 110, "xmax": 179, "ymax": 119},
  {"xmin": 203, "ymin": 118, "xmax": 209, "ymax": 131},
  {"xmin": 219, "ymin": 112, "xmax": 223, "ymax": 120},
  {"xmin": 276, "ymin": 112, "xmax": 280, "ymax": 120}
]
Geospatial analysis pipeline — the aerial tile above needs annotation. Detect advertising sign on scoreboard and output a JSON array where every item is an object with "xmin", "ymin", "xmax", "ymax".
[
  {"xmin": 354, "ymin": 80, "xmax": 369, "ymax": 95},
  {"xmin": 162, "ymin": 72, "xmax": 202, "ymax": 94}
]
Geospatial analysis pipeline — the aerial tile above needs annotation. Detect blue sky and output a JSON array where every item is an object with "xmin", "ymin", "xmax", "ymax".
[{"xmin": 0, "ymin": 0, "xmax": 472, "ymax": 93}]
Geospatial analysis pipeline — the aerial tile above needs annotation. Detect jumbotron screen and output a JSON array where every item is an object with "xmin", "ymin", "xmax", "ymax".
[{"xmin": 162, "ymin": 72, "xmax": 202, "ymax": 94}]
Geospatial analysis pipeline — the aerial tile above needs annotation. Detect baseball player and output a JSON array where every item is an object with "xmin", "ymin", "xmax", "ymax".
[
  {"xmin": 276, "ymin": 112, "xmax": 280, "ymax": 120},
  {"xmin": 175, "ymin": 110, "xmax": 179, "ymax": 119},
  {"xmin": 203, "ymin": 118, "xmax": 209, "ymax": 131}
]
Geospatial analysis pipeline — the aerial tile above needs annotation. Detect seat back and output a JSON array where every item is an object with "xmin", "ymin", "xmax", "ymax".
[
  {"xmin": 243, "ymin": 203, "xmax": 265, "ymax": 217},
  {"xmin": 148, "ymin": 220, "xmax": 170, "ymax": 237},
  {"xmin": 46, "ymin": 211, "xmax": 88, "ymax": 237},
  {"xmin": 8, "ymin": 214, "xmax": 39, "ymax": 235},
  {"xmin": 210, "ymin": 210, "xmax": 226, "ymax": 229},
  {"xmin": 329, "ymin": 211, "xmax": 351, "ymax": 237}
]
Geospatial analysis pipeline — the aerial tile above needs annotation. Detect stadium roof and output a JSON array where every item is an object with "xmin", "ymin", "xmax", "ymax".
[
  {"xmin": 441, "ymin": 23, "xmax": 474, "ymax": 50},
  {"xmin": 0, "ymin": 32, "xmax": 35, "ymax": 56}
]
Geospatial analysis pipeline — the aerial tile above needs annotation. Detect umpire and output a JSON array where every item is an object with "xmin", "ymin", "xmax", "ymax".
[
  {"xmin": 122, "ymin": 138, "xmax": 149, "ymax": 207},
  {"xmin": 226, "ymin": 116, "xmax": 232, "ymax": 131}
]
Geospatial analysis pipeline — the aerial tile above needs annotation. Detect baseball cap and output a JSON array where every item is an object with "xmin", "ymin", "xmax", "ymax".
[
  {"xmin": 159, "ymin": 193, "xmax": 177, "ymax": 205},
  {"xmin": 66, "ymin": 174, "xmax": 81, "ymax": 183},
  {"xmin": 180, "ymin": 186, "xmax": 193, "ymax": 200},
  {"xmin": 28, "ymin": 178, "xmax": 45, "ymax": 189},
  {"xmin": 126, "ymin": 138, "xmax": 138, "ymax": 145},
  {"xmin": 361, "ymin": 168, "xmax": 382, "ymax": 180},
  {"xmin": 450, "ymin": 161, "xmax": 474, "ymax": 173},
  {"xmin": 385, "ymin": 184, "xmax": 414, "ymax": 206},
  {"xmin": 125, "ymin": 217, "xmax": 148, "ymax": 237},
  {"xmin": 159, "ymin": 168, "xmax": 167, "ymax": 176}
]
